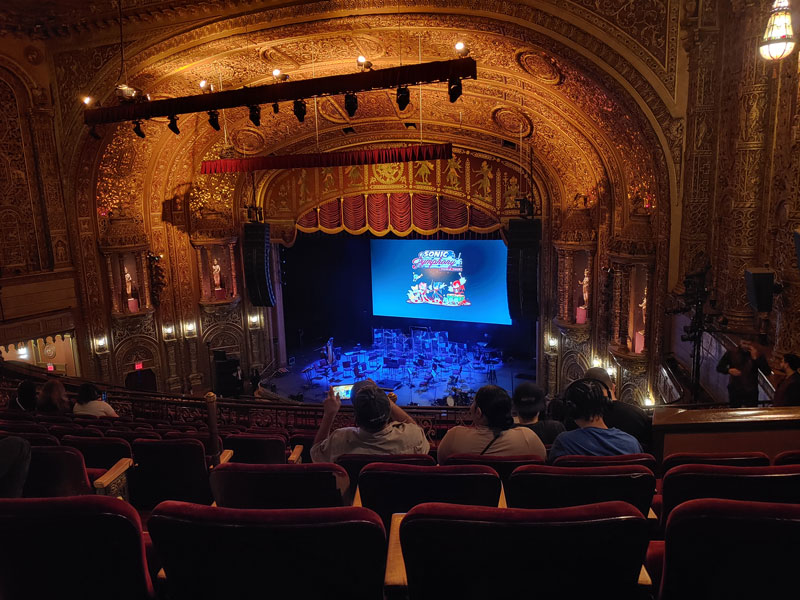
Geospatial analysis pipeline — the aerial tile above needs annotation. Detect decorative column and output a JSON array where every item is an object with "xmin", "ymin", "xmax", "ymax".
[
  {"xmin": 104, "ymin": 255, "xmax": 120, "ymax": 313},
  {"xmin": 544, "ymin": 346, "xmax": 558, "ymax": 397},
  {"xmin": 556, "ymin": 249, "xmax": 568, "ymax": 321},
  {"xmin": 611, "ymin": 263, "xmax": 623, "ymax": 342},
  {"xmin": 642, "ymin": 266, "xmax": 654, "ymax": 353},
  {"xmin": 194, "ymin": 246, "xmax": 207, "ymax": 300},
  {"xmin": 118, "ymin": 258, "xmax": 129, "ymax": 313},
  {"xmin": 135, "ymin": 252, "xmax": 149, "ymax": 309},
  {"xmin": 618, "ymin": 265, "xmax": 632, "ymax": 348},
  {"xmin": 565, "ymin": 251, "xmax": 575, "ymax": 324},
  {"xmin": 228, "ymin": 243, "xmax": 239, "ymax": 298}
]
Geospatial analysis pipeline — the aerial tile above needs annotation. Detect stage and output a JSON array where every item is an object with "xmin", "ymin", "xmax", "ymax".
[{"xmin": 268, "ymin": 328, "xmax": 536, "ymax": 407}]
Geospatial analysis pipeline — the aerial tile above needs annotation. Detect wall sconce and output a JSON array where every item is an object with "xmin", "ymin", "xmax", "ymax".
[
  {"xmin": 547, "ymin": 337, "xmax": 558, "ymax": 350},
  {"xmin": 16, "ymin": 345, "xmax": 29, "ymax": 360},
  {"xmin": 644, "ymin": 395, "xmax": 655, "ymax": 407},
  {"xmin": 163, "ymin": 325, "xmax": 176, "ymax": 341},
  {"xmin": 95, "ymin": 336, "xmax": 108, "ymax": 353},
  {"xmin": 184, "ymin": 321, "xmax": 197, "ymax": 338},
  {"xmin": 248, "ymin": 314, "xmax": 260, "ymax": 329},
  {"xmin": 607, "ymin": 365, "xmax": 617, "ymax": 379},
  {"xmin": 591, "ymin": 356, "xmax": 602, "ymax": 368}
]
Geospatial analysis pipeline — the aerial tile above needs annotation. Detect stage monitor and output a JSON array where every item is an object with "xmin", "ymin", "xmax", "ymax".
[{"xmin": 370, "ymin": 239, "xmax": 512, "ymax": 325}]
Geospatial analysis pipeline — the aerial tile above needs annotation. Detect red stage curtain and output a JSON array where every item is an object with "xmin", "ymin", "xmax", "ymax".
[
  {"xmin": 318, "ymin": 199, "xmax": 342, "ymax": 231},
  {"xmin": 296, "ymin": 210, "xmax": 318, "ymax": 229},
  {"xmin": 342, "ymin": 195, "xmax": 367, "ymax": 232},
  {"xmin": 470, "ymin": 205, "xmax": 497, "ymax": 230},
  {"xmin": 439, "ymin": 196, "xmax": 469, "ymax": 231},
  {"xmin": 412, "ymin": 193, "xmax": 438, "ymax": 233},
  {"xmin": 201, "ymin": 143, "xmax": 452, "ymax": 174},
  {"xmin": 367, "ymin": 194, "xmax": 389, "ymax": 233},
  {"xmin": 389, "ymin": 193, "xmax": 412, "ymax": 234}
]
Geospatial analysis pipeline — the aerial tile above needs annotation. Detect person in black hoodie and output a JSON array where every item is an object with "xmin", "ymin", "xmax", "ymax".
[
  {"xmin": 511, "ymin": 382, "xmax": 565, "ymax": 445},
  {"xmin": 716, "ymin": 341, "xmax": 771, "ymax": 408},
  {"xmin": 584, "ymin": 367, "xmax": 652, "ymax": 451}
]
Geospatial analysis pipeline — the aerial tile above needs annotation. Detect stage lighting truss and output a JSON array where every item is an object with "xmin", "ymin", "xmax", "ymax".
[
  {"xmin": 344, "ymin": 92, "xmax": 358, "ymax": 117},
  {"xmin": 396, "ymin": 85, "xmax": 410, "ymax": 111},
  {"xmin": 272, "ymin": 102, "xmax": 280, "ymax": 114},
  {"xmin": 167, "ymin": 114, "xmax": 180, "ymax": 135},
  {"xmin": 248, "ymin": 105, "xmax": 261, "ymax": 127},
  {"xmin": 293, "ymin": 98, "xmax": 307, "ymax": 123},
  {"xmin": 448, "ymin": 76, "xmax": 462, "ymax": 102},
  {"xmin": 207, "ymin": 109, "xmax": 221, "ymax": 131},
  {"xmin": 132, "ymin": 119, "xmax": 145, "ymax": 138}
]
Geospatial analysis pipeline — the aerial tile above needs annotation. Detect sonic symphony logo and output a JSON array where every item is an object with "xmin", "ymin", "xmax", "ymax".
[{"xmin": 407, "ymin": 250, "xmax": 470, "ymax": 307}]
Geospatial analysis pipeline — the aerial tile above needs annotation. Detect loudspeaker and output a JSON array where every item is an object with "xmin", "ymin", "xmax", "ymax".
[
  {"xmin": 744, "ymin": 268, "xmax": 775, "ymax": 313},
  {"xmin": 506, "ymin": 219, "xmax": 541, "ymax": 320},
  {"xmin": 242, "ymin": 223, "xmax": 277, "ymax": 307},
  {"xmin": 794, "ymin": 229, "xmax": 800, "ymax": 274}
]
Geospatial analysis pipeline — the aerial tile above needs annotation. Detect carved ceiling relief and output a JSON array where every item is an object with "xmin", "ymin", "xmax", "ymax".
[{"xmin": 189, "ymin": 141, "xmax": 239, "ymax": 240}]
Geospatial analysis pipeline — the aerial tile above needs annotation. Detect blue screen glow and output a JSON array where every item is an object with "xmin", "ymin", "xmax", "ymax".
[{"xmin": 370, "ymin": 239, "xmax": 512, "ymax": 325}]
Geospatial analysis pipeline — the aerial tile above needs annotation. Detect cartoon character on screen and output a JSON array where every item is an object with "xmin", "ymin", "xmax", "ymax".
[
  {"xmin": 413, "ymin": 273, "xmax": 424, "ymax": 282},
  {"xmin": 449, "ymin": 272, "xmax": 467, "ymax": 295},
  {"xmin": 407, "ymin": 284, "xmax": 422, "ymax": 303},
  {"xmin": 431, "ymin": 282, "xmax": 447, "ymax": 304},
  {"xmin": 418, "ymin": 281, "xmax": 432, "ymax": 302}
]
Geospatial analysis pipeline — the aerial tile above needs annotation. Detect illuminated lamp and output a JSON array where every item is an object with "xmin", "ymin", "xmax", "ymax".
[{"xmin": 759, "ymin": 0, "xmax": 796, "ymax": 60}]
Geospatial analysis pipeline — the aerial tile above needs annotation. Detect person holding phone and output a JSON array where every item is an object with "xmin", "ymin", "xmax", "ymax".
[
  {"xmin": 73, "ymin": 383, "xmax": 119, "ymax": 418},
  {"xmin": 310, "ymin": 379, "xmax": 429, "ymax": 463}
]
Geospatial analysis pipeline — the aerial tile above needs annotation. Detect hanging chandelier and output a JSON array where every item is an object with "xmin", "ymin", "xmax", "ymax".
[{"xmin": 759, "ymin": 0, "xmax": 796, "ymax": 61}]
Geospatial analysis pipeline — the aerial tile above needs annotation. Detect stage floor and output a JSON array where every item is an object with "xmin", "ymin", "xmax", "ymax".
[{"xmin": 268, "ymin": 342, "xmax": 536, "ymax": 407}]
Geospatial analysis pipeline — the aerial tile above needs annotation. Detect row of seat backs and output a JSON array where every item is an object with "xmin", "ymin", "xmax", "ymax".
[{"xmin": 2, "ymin": 495, "xmax": 797, "ymax": 600}]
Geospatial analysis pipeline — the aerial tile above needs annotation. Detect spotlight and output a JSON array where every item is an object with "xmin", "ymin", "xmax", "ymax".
[
  {"xmin": 396, "ymin": 85, "xmax": 410, "ymax": 111},
  {"xmin": 167, "ymin": 114, "xmax": 180, "ymax": 135},
  {"xmin": 207, "ymin": 110, "xmax": 220, "ymax": 131},
  {"xmin": 293, "ymin": 99, "xmax": 306, "ymax": 123},
  {"xmin": 199, "ymin": 80, "xmax": 214, "ymax": 93},
  {"xmin": 248, "ymin": 105, "xmax": 261, "ymax": 127},
  {"xmin": 272, "ymin": 68, "xmax": 289, "ymax": 82},
  {"xmin": 448, "ymin": 76, "xmax": 462, "ymax": 102},
  {"xmin": 272, "ymin": 102, "xmax": 279, "ymax": 114},
  {"xmin": 454, "ymin": 41, "xmax": 470, "ymax": 56},
  {"xmin": 115, "ymin": 83, "xmax": 147, "ymax": 103},
  {"xmin": 82, "ymin": 96, "xmax": 93, "ymax": 106},
  {"xmin": 132, "ymin": 120, "xmax": 145, "ymax": 138},
  {"xmin": 344, "ymin": 92, "xmax": 358, "ymax": 117},
  {"xmin": 88, "ymin": 126, "xmax": 101, "ymax": 140},
  {"xmin": 357, "ymin": 55, "xmax": 373, "ymax": 70}
]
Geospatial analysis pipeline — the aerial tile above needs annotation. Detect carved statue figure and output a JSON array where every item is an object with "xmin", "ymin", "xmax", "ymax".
[
  {"xmin": 124, "ymin": 266, "xmax": 133, "ymax": 298},
  {"xmin": 639, "ymin": 286, "xmax": 648, "ymax": 327},
  {"xmin": 212, "ymin": 258, "xmax": 222, "ymax": 290},
  {"xmin": 579, "ymin": 268, "xmax": 590, "ymax": 309}
]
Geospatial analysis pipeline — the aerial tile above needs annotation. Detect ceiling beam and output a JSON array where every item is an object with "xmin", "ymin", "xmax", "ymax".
[{"xmin": 84, "ymin": 57, "xmax": 477, "ymax": 126}]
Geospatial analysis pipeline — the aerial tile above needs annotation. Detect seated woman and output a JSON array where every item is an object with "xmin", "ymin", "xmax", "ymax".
[
  {"xmin": 36, "ymin": 379, "xmax": 71, "ymax": 413},
  {"xmin": 512, "ymin": 382, "xmax": 565, "ymax": 445},
  {"xmin": 436, "ymin": 385, "xmax": 546, "ymax": 464},
  {"xmin": 73, "ymin": 383, "xmax": 118, "ymax": 418}
]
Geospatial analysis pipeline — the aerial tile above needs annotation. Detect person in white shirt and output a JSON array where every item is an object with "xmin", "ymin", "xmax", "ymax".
[
  {"xmin": 73, "ymin": 383, "xmax": 119, "ymax": 418},
  {"xmin": 310, "ymin": 380, "xmax": 429, "ymax": 463},
  {"xmin": 437, "ymin": 385, "xmax": 546, "ymax": 464}
]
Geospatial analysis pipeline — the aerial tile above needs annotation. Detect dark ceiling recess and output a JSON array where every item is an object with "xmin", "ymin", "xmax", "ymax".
[{"xmin": 84, "ymin": 57, "xmax": 477, "ymax": 126}]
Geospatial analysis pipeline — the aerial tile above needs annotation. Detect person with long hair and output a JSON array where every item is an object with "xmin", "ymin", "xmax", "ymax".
[
  {"xmin": 436, "ymin": 385, "xmax": 546, "ymax": 464},
  {"xmin": 73, "ymin": 383, "xmax": 118, "ymax": 418},
  {"xmin": 37, "ymin": 379, "xmax": 70, "ymax": 413}
]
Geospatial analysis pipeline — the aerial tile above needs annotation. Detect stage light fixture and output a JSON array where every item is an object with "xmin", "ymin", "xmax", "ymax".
[
  {"xmin": 272, "ymin": 68, "xmax": 289, "ymax": 82},
  {"xmin": 396, "ymin": 85, "xmax": 410, "ymax": 111},
  {"xmin": 88, "ymin": 126, "xmax": 101, "ymax": 140},
  {"xmin": 83, "ymin": 96, "xmax": 93, "ymax": 106},
  {"xmin": 357, "ymin": 55, "xmax": 373, "ymax": 70},
  {"xmin": 248, "ymin": 105, "xmax": 261, "ymax": 127},
  {"xmin": 272, "ymin": 102, "xmax": 279, "ymax": 114},
  {"xmin": 293, "ymin": 98, "xmax": 307, "ymax": 123},
  {"xmin": 199, "ymin": 79, "xmax": 214, "ymax": 93},
  {"xmin": 207, "ymin": 109, "xmax": 221, "ymax": 131},
  {"xmin": 455, "ymin": 41, "xmax": 470, "ymax": 56},
  {"xmin": 448, "ymin": 76, "xmax": 462, "ymax": 102},
  {"xmin": 115, "ymin": 83, "xmax": 148, "ymax": 103},
  {"xmin": 132, "ymin": 119, "xmax": 145, "ymax": 138},
  {"xmin": 344, "ymin": 92, "xmax": 358, "ymax": 117},
  {"xmin": 167, "ymin": 114, "xmax": 180, "ymax": 135}
]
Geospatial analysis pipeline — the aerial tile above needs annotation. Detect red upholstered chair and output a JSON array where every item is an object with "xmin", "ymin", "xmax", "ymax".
[
  {"xmin": 222, "ymin": 434, "xmax": 287, "ymax": 464},
  {"xmin": 661, "ymin": 451, "xmax": 770, "ymax": 474},
  {"xmin": 0, "ymin": 431, "xmax": 60, "ymax": 446},
  {"xmin": 210, "ymin": 462, "xmax": 349, "ymax": 508},
  {"xmin": 506, "ymin": 464, "xmax": 656, "ymax": 516},
  {"xmin": 34, "ymin": 414, "xmax": 72, "ymax": 424},
  {"xmin": 660, "ymin": 464, "xmax": 800, "ymax": 528},
  {"xmin": 244, "ymin": 426, "xmax": 290, "ymax": 443},
  {"xmin": 47, "ymin": 424, "xmax": 104, "ymax": 438},
  {"xmin": 0, "ymin": 495, "xmax": 154, "ymax": 600},
  {"xmin": 0, "ymin": 412, "xmax": 34, "ymax": 421},
  {"xmin": 656, "ymin": 499, "xmax": 800, "ymax": 600},
  {"xmin": 358, "ymin": 463, "xmax": 501, "ymax": 529},
  {"xmin": 289, "ymin": 431, "xmax": 316, "ymax": 464},
  {"xmin": 130, "ymin": 439, "xmax": 212, "ymax": 511},
  {"xmin": 400, "ymin": 501, "xmax": 649, "ymax": 600},
  {"xmin": 23, "ymin": 446, "xmax": 93, "ymax": 497},
  {"xmin": 163, "ymin": 431, "xmax": 222, "ymax": 454},
  {"xmin": 106, "ymin": 429, "xmax": 161, "ymax": 443},
  {"xmin": 440, "ymin": 453, "xmax": 544, "ymax": 481},
  {"xmin": 0, "ymin": 421, "xmax": 48, "ymax": 434},
  {"xmin": 553, "ymin": 453, "xmax": 658, "ymax": 472},
  {"xmin": 149, "ymin": 502, "xmax": 385, "ymax": 600},
  {"xmin": 773, "ymin": 449, "xmax": 800, "ymax": 465},
  {"xmin": 335, "ymin": 453, "xmax": 436, "ymax": 488},
  {"xmin": 62, "ymin": 435, "xmax": 133, "ymax": 469}
]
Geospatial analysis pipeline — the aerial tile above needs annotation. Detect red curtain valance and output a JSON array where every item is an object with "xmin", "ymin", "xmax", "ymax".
[{"xmin": 201, "ymin": 143, "xmax": 452, "ymax": 174}]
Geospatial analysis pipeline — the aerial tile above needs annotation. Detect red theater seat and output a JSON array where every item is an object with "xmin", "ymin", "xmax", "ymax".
[
  {"xmin": 657, "ymin": 499, "xmax": 800, "ymax": 600},
  {"xmin": 400, "ymin": 501, "xmax": 648, "ymax": 599},
  {"xmin": 440, "ymin": 453, "xmax": 544, "ymax": 481},
  {"xmin": 0, "ymin": 495, "xmax": 154, "ymax": 600},
  {"xmin": 149, "ymin": 502, "xmax": 385, "ymax": 600},
  {"xmin": 0, "ymin": 421, "xmax": 48, "ymax": 434},
  {"xmin": 62, "ymin": 435, "xmax": 133, "ymax": 470},
  {"xmin": 210, "ymin": 462, "xmax": 349, "ymax": 508},
  {"xmin": 0, "ymin": 431, "xmax": 60, "ymax": 446},
  {"xmin": 358, "ymin": 463, "xmax": 501, "ymax": 529},
  {"xmin": 661, "ymin": 451, "xmax": 770, "ymax": 474},
  {"xmin": 130, "ymin": 439, "xmax": 212, "ymax": 510},
  {"xmin": 106, "ymin": 429, "xmax": 161, "ymax": 443},
  {"xmin": 23, "ymin": 446, "xmax": 93, "ymax": 497},
  {"xmin": 506, "ymin": 464, "xmax": 656, "ymax": 516},
  {"xmin": 163, "ymin": 431, "xmax": 222, "ymax": 454},
  {"xmin": 773, "ymin": 449, "xmax": 800, "ymax": 466},
  {"xmin": 553, "ymin": 453, "xmax": 657, "ymax": 472},
  {"xmin": 336, "ymin": 453, "xmax": 435, "ymax": 485},
  {"xmin": 222, "ymin": 434, "xmax": 287, "ymax": 464},
  {"xmin": 47, "ymin": 424, "xmax": 104, "ymax": 438}
]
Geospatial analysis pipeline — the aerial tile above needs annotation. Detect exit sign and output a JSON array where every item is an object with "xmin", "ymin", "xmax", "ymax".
[{"xmin": 135, "ymin": 361, "xmax": 143, "ymax": 370}]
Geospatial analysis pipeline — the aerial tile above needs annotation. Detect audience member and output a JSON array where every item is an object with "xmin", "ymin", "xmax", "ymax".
[
  {"xmin": 548, "ymin": 378, "xmax": 642, "ymax": 462},
  {"xmin": 311, "ymin": 380, "xmax": 429, "ymax": 463},
  {"xmin": 0, "ymin": 437, "xmax": 31, "ymax": 498},
  {"xmin": 436, "ymin": 385, "xmax": 546, "ymax": 464},
  {"xmin": 36, "ymin": 379, "xmax": 71, "ymax": 413},
  {"xmin": 12, "ymin": 380, "xmax": 37, "ymax": 412},
  {"xmin": 584, "ymin": 367, "xmax": 652, "ymax": 449},
  {"xmin": 511, "ymin": 382, "xmax": 565, "ymax": 445},
  {"xmin": 716, "ymin": 340, "xmax": 770, "ymax": 408},
  {"xmin": 773, "ymin": 353, "xmax": 800, "ymax": 407},
  {"xmin": 73, "ymin": 383, "xmax": 118, "ymax": 418}
]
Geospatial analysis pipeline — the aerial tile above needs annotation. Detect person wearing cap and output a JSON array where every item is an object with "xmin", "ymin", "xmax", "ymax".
[
  {"xmin": 511, "ymin": 382, "xmax": 565, "ymax": 445},
  {"xmin": 436, "ymin": 385, "xmax": 546, "ymax": 465},
  {"xmin": 773, "ymin": 353, "xmax": 800, "ymax": 407},
  {"xmin": 584, "ymin": 366, "xmax": 651, "ymax": 450},
  {"xmin": 310, "ymin": 380, "xmax": 430, "ymax": 463}
]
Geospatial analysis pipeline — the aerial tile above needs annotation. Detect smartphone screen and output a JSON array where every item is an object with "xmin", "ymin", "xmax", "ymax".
[
  {"xmin": 101, "ymin": 391, "xmax": 108, "ymax": 402},
  {"xmin": 332, "ymin": 384, "xmax": 354, "ymax": 399}
]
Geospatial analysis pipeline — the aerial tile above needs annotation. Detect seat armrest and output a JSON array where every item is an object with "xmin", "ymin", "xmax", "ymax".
[
  {"xmin": 638, "ymin": 565, "xmax": 652, "ymax": 589},
  {"xmin": 498, "ymin": 484, "xmax": 507, "ymax": 508},
  {"xmin": 384, "ymin": 513, "xmax": 408, "ymax": 594},
  {"xmin": 352, "ymin": 486, "xmax": 362, "ymax": 507},
  {"xmin": 94, "ymin": 458, "xmax": 133, "ymax": 500},
  {"xmin": 219, "ymin": 449, "xmax": 233, "ymax": 464},
  {"xmin": 288, "ymin": 445, "xmax": 303, "ymax": 464}
]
